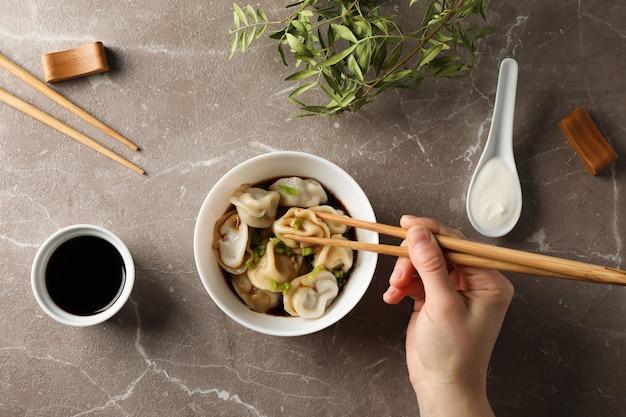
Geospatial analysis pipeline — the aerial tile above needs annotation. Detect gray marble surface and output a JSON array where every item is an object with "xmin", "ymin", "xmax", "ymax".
[{"xmin": 1, "ymin": 1, "xmax": 625, "ymax": 416}]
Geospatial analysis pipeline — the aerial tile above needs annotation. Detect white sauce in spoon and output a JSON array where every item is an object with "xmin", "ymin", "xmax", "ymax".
[{"xmin": 467, "ymin": 157, "xmax": 521, "ymax": 233}]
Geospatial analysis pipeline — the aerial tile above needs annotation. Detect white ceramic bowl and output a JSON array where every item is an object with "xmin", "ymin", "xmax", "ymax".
[
  {"xmin": 193, "ymin": 151, "xmax": 378, "ymax": 336},
  {"xmin": 31, "ymin": 224, "xmax": 135, "ymax": 327}
]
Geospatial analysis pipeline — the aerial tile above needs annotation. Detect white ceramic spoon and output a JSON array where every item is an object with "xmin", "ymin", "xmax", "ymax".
[{"xmin": 466, "ymin": 58, "xmax": 522, "ymax": 238}]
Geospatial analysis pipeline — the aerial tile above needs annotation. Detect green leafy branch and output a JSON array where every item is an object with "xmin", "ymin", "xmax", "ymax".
[{"xmin": 230, "ymin": 0, "xmax": 494, "ymax": 117}]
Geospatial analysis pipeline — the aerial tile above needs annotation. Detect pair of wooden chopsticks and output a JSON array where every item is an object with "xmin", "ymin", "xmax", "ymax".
[
  {"xmin": 0, "ymin": 52, "xmax": 144, "ymax": 175},
  {"xmin": 284, "ymin": 211, "xmax": 626, "ymax": 286}
]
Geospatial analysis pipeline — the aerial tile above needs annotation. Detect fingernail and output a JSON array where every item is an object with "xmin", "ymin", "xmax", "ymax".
[
  {"xmin": 383, "ymin": 286, "xmax": 397, "ymax": 301},
  {"xmin": 407, "ymin": 226, "xmax": 431, "ymax": 250}
]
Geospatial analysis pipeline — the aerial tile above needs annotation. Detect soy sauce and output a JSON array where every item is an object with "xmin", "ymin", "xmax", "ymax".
[{"xmin": 45, "ymin": 236, "xmax": 126, "ymax": 316}]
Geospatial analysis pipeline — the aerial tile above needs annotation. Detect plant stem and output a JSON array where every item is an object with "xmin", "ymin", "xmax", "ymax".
[{"xmin": 361, "ymin": 0, "xmax": 464, "ymax": 98}]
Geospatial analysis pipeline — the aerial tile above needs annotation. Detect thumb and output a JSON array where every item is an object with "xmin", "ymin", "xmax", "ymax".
[{"xmin": 406, "ymin": 226, "xmax": 457, "ymax": 303}]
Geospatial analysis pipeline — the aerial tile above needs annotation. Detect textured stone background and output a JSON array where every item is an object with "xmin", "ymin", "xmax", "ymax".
[{"xmin": 1, "ymin": 1, "xmax": 624, "ymax": 416}]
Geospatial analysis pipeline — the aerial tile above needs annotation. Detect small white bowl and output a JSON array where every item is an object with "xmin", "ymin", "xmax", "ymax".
[
  {"xmin": 31, "ymin": 224, "xmax": 135, "ymax": 327},
  {"xmin": 193, "ymin": 151, "xmax": 378, "ymax": 336}
]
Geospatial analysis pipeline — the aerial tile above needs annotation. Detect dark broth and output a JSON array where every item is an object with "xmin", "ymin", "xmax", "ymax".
[{"xmin": 45, "ymin": 235, "xmax": 126, "ymax": 316}]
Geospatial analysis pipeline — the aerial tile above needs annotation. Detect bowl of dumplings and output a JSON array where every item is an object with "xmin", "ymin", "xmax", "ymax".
[{"xmin": 193, "ymin": 151, "xmax": 378, "ymax": 336}]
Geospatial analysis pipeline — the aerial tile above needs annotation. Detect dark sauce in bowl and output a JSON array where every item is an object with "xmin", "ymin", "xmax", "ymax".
[{"xmin": 45, "ymin": 236, "xmax": 126, "ymax": 316}]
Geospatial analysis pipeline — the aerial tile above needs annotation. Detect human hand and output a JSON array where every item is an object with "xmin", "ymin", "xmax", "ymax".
[{"xmin": 383, "ymin": 216, "xmax": 514, "ymax": 417}]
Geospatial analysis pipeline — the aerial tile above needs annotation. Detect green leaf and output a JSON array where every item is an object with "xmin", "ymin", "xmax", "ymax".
[
  {"xmin": 317, "ymin": 44, "xmax": 357, "ymax": 67},
  {"xmin": 288, "ymin": 82, "xmax": 318, "ymax": 103},
  {"xmin": 229, "ymin": 33, "xmax": 239, "ymax": 59},
  {"xmin": 319, "ymin": 83, "xmax": 342, "ymax": 104},
  {"xmin": 372, "ymin": 40, "xmax": 387, "ymax": 74},
  {"xmin": 322, "ymin": 70, "xmax": 341, "ymax": 95},
  {"xmin": 353, "ymin": 19, "xmax": 372, "ymax": 38},
  {"xmin": 355, "ymin": 41, "xmax": 372, "ymax": 74},
  {"xmin": 291, "ymin": 20, "xmax": 310, "ymax": 39},
  {"xmin": 372, "ymin": 19, "xmax": 389, "ymax": 35},
  {"xmin": 277, "ymin": 42, "xmax": 287, "ymax": 66},
  {"xmin": 418, "ymin": 43, "xmax": 445, "ymax": 68},
  {"xmin": 340, "ymin": 91, "xmax": 357, "ymax": 106},
  {"xmin": 382, "ymin": 42, "xmax": 402, "ymax": 70},
  {"xmin": 246, "ymin": 5, "xmax": 258, "ymax": 23},
  {"xmin": 331, "ymin": 24, "xmax": 358, "ymax": 44},
  {"xmin": 473, "ymin": 26, "xmax": 496, "ymax": 39},
  {"xmin": 233, "ymin": 3, "xmax": 247, "ymax": 26},
  {"xmin": 347, "ymin": 55, "xmax": 364, "ymax": 81},
  {"xmin": 285, "ymin": 69, "xmax": 319, "ymax": 81},
  {"xmin": 227, "ymin": 0, "xmax": 495, "ymax": 117},
  {"xmin": 246, "ymin": 27, "xmax": 257, "ymax": 49},
  {"xmin": 256, "ymin": 24, "xmax": 267, "ymax": 39},
  {"xmin": 238, "ymin": 31, "xmax": 246, "ymax": 51},
  {"xmin": 285, "ymin": 33, "xmax": 312, "ymax": 58},
  {"xmin": 434, "ymin": 64, "xmax": 465, "ymax": 77},
  {"xmin": 435, "ymin": 31, "xmax": 454, "ymax": 42},
  {"xmin": 383, "ymin": 68, "xmax": 415, "ymax": 82},
  {"xmin": 298, "ymin": 105, "xmax": 335, "ymax": 115}
]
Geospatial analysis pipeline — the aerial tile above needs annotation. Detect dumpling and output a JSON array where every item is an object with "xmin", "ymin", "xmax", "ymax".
[
  {"xmin": 272, "ymin": 207, "xmax": 331, "ymax": 249},
  {"xmin": 310, "ymin": 205, "xmax": 349, "ymax": 234},
  {"xmin": 231, "ymin": 273, "xmax": 280, "ymax": 313},
  {"xmin": 283, "ymin": 269, "xmax": 339, "ymax": 318},
  {"xmin": 247, "ymin": 239, "xmax": 303, "ymax": 292},
  {"xmin": 230, "ymin": 186, "xmax": 280, "ymax": 228},
  {"xmin": 314, "ymin": 234, "xmax": 354, "ymax": 274},
  {"xmin": 269, "ymin": 177, "xmax": 328, "ymax": 207},
  {"xmin": 213, "ymin": 210, "xmax": 251, "ymax": 275}
]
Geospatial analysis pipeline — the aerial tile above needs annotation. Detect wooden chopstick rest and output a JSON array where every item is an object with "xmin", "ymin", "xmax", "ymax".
[
  {"xmin": 558, "ymin": 107, "xmax": 618, "ymax": 175},
  {"xmin": 1, "ymin": 51, "xmax": 138, "ymax": 151},
  {"xmin": 41, "ymin": 42, "xmax": 109, "ymax": 83}
]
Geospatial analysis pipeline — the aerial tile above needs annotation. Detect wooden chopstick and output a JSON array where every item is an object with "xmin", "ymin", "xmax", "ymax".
[
  {"xmin": 288, "ymin": 211, "xmax": 626, "ymax": 286},
  {"xmin": 0, "ymin": 52, "xmax": 139, "ymax": 151},
  {"xmin": 311, "ymin": 211, "xmax": 602, "ymax": 280},
  {"xmin": 283, "ymin": 234, "xmax": 576, "ymax": 280},
  {"xmin": 0, "ymin": 87, "xmax": 144, "ymax": 175}
]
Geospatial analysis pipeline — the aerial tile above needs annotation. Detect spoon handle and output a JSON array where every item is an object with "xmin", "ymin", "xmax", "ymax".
[{"xmin": 486, "ymin": 58, "xmax": 518, "ymax": 159}]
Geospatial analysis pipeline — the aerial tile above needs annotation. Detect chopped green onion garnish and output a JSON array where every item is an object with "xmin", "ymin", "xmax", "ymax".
[
  {"xmin": 309, "ymin": 265, "xmax": 325, "ymax": 281},
  {"xmin": 279, "ymin": 185, "xmax": 299, "ymax": 196},
  {"xmin": 253, "ymin": 244, "xmax": 265, "ymax": 263},
  {"xmin": 246, "ymin": 259, "xmax": 255, "ymax": 270},
  {"xmin": 292, "ymin": 218, "xmax": 303, "ymax": 230},
  {"xmin": 270, "ymin": 279, "xmax": 290, "ymax": 295},
  {"xmin": 302, "ymin": 247, "xmax": 314, "ymax": 256},
  {"xmin": 270, "ymin": 237, "xmax": 292, "ymax": 256}
]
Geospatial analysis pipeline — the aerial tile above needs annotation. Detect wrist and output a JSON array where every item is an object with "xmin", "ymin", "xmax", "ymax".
[{"xmin": 413, "ymin": 377, "xmax": 495, "ymax": 417}]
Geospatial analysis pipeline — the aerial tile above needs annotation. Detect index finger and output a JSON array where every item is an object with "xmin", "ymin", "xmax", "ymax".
[
  {"xmin": 405, "ymin": 225, "xmax": 460, "ymax": 306},
  {"xmin": 400, "ymin": 215, "xmax": 466, "ymax": 240}
]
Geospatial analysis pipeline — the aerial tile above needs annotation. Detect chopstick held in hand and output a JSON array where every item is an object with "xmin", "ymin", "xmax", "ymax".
[{"xmin": 284, "ymin": 211, "xmax": 626, "ymax": 286}]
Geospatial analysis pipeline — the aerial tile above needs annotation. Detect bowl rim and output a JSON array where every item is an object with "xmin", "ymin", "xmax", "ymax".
[{"xmin": 193, "ymin": 151, "xmax": 378, "ymax": 336}]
